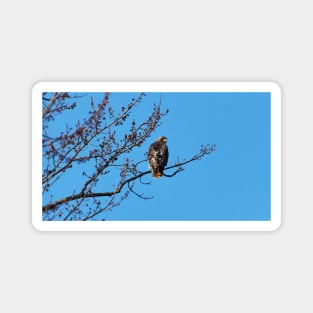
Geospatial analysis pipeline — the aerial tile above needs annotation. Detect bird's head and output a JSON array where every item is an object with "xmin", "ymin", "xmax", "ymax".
[{"xmin": 157, "ymin": 136, "xmax": 168, "ymax": 143}]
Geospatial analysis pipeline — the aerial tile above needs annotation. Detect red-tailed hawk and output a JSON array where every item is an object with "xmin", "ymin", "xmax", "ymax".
[{"xmin": 148, "ymin": 136, "xmax": 169, "ymax": 178}]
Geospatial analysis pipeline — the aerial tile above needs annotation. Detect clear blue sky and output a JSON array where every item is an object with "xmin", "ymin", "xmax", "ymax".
[{"xmin": 43, "ymin": 91, "xmax": 271, "ymax": 221}]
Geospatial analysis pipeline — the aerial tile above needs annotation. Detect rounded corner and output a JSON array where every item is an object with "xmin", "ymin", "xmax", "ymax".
[
  {"xmin": 32, "ymin": 82, "xmax": 46, "ymax": 95},
  {"xmin": 269, "ymin": 218, "xmax": 282, "ymax": 232},
  {"xmin": 269, "ymin": 81, "xmax": 282, "ymax": 94},
  {"xmin": 32, "ymin": 219, "xmax": 44, "ymax": 232}
]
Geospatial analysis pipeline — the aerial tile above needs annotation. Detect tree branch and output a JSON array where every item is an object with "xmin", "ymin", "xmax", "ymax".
[
  {"xmin": 42, "ymin": 93, "xmax": 58, "ymax": 118},
  {"xmin": 42, "ymin": 144, "xmax": 216, "ymax": 213}
]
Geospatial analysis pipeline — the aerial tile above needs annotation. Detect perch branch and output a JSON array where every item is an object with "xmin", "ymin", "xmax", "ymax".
[{"xmin": 42, "ymin": 144, "xmax": 216, "ymax": 212}]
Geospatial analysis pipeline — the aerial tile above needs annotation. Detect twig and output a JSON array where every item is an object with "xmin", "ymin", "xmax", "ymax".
[{"xmin": 42, "ymin": 144, "xmax": 216, "ymax": 213}]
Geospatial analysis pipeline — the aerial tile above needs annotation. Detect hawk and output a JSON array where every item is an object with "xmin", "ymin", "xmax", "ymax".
[{"xmin": 148, "ymin": 136, "xmax": 169, "ymax": 178}]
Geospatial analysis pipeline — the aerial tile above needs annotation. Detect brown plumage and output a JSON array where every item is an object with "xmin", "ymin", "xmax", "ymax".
[{"xmin": 148, "ymin": 136, "xmax": 169, "ymax": 178}]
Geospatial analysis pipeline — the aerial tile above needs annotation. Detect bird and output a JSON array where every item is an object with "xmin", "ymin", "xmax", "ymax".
[{"xmin": 148, "ymin": 136, "xmax": 169, "ymax": 178}]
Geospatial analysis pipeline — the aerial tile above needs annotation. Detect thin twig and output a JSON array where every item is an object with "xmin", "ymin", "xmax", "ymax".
[{"xmin": 42, "ymin": 144, "xmax": 216, "ymax": 213}]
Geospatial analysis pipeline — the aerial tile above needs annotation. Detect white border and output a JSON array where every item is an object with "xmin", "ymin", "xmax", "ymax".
[{"xmin": 32, "ymin": 82, "xmax": 281, "ymax": 231}]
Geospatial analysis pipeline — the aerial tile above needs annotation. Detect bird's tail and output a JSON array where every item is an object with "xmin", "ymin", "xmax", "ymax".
[{"xmin": 152, "ymin": 171, "xmax": 163, "ymax": 178}]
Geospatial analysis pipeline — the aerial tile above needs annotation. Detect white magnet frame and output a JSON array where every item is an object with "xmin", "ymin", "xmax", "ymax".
[{"xmin": 32, "ymin": 82, "xmax": 281, "ymax": 231}]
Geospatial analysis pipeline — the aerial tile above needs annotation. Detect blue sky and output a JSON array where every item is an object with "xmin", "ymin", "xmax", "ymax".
[{"xmin": 43, "ymin": 91, "xmax": 271, "ymax": 221}]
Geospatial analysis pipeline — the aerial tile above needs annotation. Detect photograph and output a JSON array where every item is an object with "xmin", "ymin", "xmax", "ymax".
[{"xmin": 33, "ymin": 82, "xmax": 281, "ymax": 230}]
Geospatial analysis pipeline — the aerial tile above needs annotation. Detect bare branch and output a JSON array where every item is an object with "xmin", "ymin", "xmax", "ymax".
[
  {"xmin": 42, "ymin": 144, "xmax": 216, "ymax": 213},
  {"xmin": 42, "ymin": 91, "xmax": 216, "ymax": 221},
  {"xmin": 42, "ymin": 93, "xmax": 58, "ymax": 118},
  {"xmin": 128, "ymin": 182, "xmax": 153, "ymax": 200},
  {"xmin": 162, "ymin": 167, "xmax": 184, "ymax": 177}
]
